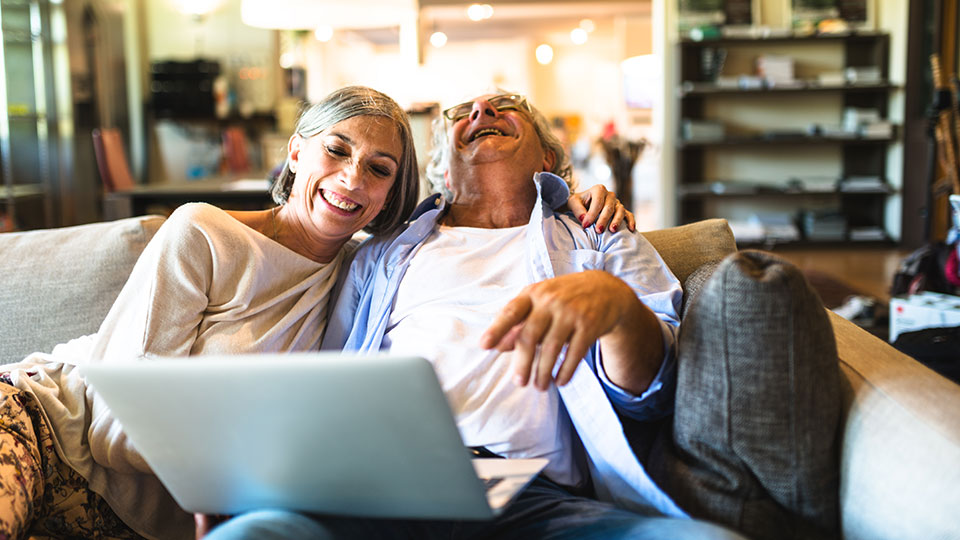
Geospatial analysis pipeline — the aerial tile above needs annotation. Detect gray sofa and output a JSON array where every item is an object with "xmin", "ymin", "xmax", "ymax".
[{"xmin": 1, "ymin": 215, "xmax": 958, "ymax": 539}]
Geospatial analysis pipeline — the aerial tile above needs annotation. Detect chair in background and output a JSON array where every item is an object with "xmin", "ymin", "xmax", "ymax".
[
  {"xmin": 92, "ymin": 128, "xmax": 136, "ymax": 192},
  {"xmin": 221, "ymin": 126, "xmax": 251, "ymax": 174}
]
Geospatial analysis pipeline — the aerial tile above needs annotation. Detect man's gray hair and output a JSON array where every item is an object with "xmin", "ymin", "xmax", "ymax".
[
  {"xmin": 424, "ymin": 91, "xmax": 573, "ymax": 197},
  {"xmin": 271, "ymin": 85, "xmax": 419, "ymax": 236}
]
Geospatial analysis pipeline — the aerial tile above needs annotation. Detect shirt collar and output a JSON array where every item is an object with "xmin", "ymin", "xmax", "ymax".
[{"xmin": 408, "ymin": 171, "xmax": 570, "ymax": 222}]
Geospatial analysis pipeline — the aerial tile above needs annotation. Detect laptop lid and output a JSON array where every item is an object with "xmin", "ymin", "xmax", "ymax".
[{"xmin": 82, "ymin": 353, "xmax": 544, "ymax": 520}]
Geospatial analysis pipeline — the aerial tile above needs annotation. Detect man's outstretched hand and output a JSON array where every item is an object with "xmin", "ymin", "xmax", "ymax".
[{"xmin": 478, "ymin": 270, "xmax": 661, "ymax": 394}]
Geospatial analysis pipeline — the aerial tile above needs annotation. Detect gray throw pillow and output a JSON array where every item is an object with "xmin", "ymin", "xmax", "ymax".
[{"xmin": 648, "ymin": 250, "xmax": 841, "ymax": 540}]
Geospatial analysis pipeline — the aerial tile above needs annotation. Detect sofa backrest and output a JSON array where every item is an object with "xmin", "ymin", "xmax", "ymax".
[
  {"xmin": 0, "ymin": 215, "xmax": 736, "ymax": 365},
  {"xmin": 640, "ymin": 218, "xmax": 737, "ymax": 286},
  {"xmin": 0, "ymin": 215, "xmax": 165, "ymax": 364}
]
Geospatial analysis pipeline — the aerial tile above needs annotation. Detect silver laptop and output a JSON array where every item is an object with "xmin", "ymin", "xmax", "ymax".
[{"xmin": 81, "ymin": 353, "xmax": 547, "ymax": 520}]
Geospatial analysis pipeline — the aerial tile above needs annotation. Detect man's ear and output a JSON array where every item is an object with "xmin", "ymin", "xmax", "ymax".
[
  {"xmin": 287, "ymin": 134, "xmax": 302, "ymax": 173},
  {"xmin": 542, "ymin": 148, "xmax": 556, "ymax": 173}
]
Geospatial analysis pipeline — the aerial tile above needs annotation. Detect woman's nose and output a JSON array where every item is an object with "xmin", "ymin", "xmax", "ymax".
[
  {"xmin": 339, "ymin": 161, "xmax": 362, "ymax": 187},
  {"xmin": 469, "ymin": 99, "xmax": 497, "ymax": 122}
]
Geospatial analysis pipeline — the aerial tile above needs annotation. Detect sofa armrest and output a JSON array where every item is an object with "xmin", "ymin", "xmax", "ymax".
[
  {"xmin": 0, "ymin": 215, "xmax": 165, "ymax": 365},
  {"xmin": 831, "ymin": 311, "xmax": 960, "ymax": 540}
]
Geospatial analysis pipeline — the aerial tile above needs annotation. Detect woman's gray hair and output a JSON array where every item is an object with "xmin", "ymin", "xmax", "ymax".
[
  {"xmin": 424, "ymin": 90, "xmax": 573, "ymax": 198},
  {"xmin": 271, "ymin": 86, "xmax": 419, "ymax": 236}
]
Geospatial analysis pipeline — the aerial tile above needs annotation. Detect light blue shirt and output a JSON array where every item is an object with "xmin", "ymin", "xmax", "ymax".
[{"xmin": 323, "ymin": 172, "xmax": 688, "ymax": 517}]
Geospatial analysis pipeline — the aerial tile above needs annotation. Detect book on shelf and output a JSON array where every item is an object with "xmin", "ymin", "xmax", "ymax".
[
  {"xmin": 801, "ymin": 210, "xmax": 847, "ymax": 241},
  {"xmin": 849, "ymin": 226, "xmax": 887, "ymax": 241},
  {"xmin": 838, "ymin": 176, "xmax": 886, "ymax": 192}
]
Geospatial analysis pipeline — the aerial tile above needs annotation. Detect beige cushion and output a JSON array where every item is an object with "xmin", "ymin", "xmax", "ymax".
[
  {"xmin": 0, "ymin": 215, "xmax": 165, "ymax": 364},
  {"xmin": 641, "ymin": 218, "xmax": 737, "ymax": 285},
  {"xmin": 830, "ymin": 312, "xmax": 960, "ymax": 540}
]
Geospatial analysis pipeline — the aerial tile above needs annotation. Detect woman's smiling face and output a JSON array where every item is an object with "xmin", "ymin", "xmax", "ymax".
[{"xmin": 286, "ymin": 115, "xmax": 402, "ymax": 242}]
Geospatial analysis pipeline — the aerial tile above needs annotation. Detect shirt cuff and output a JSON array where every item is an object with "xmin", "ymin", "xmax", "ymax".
[{"xmin": 595, "ymin": 319, "xmax": 678, "ymax": 421}]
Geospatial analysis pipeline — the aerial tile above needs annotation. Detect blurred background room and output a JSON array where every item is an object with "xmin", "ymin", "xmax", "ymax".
[{"xmin": 4, "ymin": 0, "xmax": 960, "ymax": 357}]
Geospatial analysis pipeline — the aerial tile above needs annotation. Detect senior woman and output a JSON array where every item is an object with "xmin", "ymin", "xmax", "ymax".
[
  {"xmin": 0, "ymin": 85, "xmax": 421, "ymax": 540},
  {"xmin": 0, "ymin": 85, "xmax": 629, "ymax": 540}
]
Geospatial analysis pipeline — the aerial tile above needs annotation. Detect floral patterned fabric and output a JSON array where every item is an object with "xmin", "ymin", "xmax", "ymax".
[{"xmin": 0, "ymin": 376, "xmax": 143, "ymax": 540}]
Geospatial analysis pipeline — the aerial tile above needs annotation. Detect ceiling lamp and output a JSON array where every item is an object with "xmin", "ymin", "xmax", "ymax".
[
  {"xmin": 466, "ymin": 3, "xmax": 493, "ymax": 22},
  {"xmin": 570, "ymin": 28, "xmax": 588, "ymax": 45},
  {"xmin": 314, "ymin": 25, "xmax": 334, "ymax": 42},
  {"xmin": 535, "ymin": 44, "xmax": 553, "ymax": 65},
  {"xmin": 241, "ymin": 0, "xmax": 417, "ymax": 30},
  {"xmin": 429, "ymin": 31, "xmax": 448, "ymax": 48}
]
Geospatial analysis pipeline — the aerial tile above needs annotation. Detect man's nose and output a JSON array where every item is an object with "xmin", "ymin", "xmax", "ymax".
[{"xmin": 469, "ymin": 99, "xmax": 497, "ymax": 122}]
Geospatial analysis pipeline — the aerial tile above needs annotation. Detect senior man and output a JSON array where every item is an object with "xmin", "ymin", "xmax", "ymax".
[{"xmin": 206, "ymin": 92, "xmax": 836, "ymax": 540}]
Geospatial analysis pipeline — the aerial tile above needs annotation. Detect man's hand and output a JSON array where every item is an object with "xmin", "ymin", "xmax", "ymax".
[
  {"xmin": 566, "ymin": 185, "xmax": 636, "ymax": 233},
  {"xmin": 478, "ymin": 270, "xmax": 663, "ymax": 393}
]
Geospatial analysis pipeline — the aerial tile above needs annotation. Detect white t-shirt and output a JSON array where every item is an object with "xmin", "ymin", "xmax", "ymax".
[{"xmin": 383, "ymin": 224, "xmax": 580, "ymax": 486}]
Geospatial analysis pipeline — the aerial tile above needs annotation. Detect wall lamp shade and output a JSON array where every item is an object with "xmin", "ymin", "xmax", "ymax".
[{"xmin": 241, "ymin": 0, "xmax": 418, "ymax": 30}]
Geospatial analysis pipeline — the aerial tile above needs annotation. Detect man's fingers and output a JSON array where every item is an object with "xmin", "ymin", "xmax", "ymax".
[
  {"xmin": 480, "ymin": 295, "xmax": 533, "ymax": 350},
  {"xmin": 556, "ymin": 331, "xmax": 594, "ymax": 387},
  {"xmin": 513, "ymin": 308, "xmax": 552, "ymax": 386},
  {"xmin": 495, "ymin": 324, "xmax": 523, "ymax": 352},
  {"xmin": 535, "ymin": 321, "xmax": 574, "ymax": 390}
]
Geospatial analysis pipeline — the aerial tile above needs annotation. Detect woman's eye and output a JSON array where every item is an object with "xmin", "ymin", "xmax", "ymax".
[
  {"xmin": 371, "ymin": 165, "xmax": 392, "ymax": 177},
  {"xmin": 326, "ymin": 145, "xmax": 348, "ymax": 157}
]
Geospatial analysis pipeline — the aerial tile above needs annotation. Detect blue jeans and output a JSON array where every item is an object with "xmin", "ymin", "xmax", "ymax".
[{"xmin": 205, "ymin": 475, "xmax": 748, "ymax": 540}]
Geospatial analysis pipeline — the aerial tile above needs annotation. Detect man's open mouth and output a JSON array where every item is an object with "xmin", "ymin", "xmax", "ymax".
[
  {"xmin": 321, "ymin": 189, "xmax": 360, "ymax": 212},
  {"xmin": 469, "ymin": 128, "xmax": 506, "ymax": 142}
]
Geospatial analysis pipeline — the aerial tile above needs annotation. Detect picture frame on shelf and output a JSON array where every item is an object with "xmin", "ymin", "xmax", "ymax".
[
  {"xmin": 785, "ymin": 0, "xmax": 875, "ymax": 34},
  {"xmin": 837, "ymin": 0, "xmax": 875, "ymax": 31},
  {"xmin": 721, "ymin": 0, "xmax": 765, "ymax": 38},
  {"xmin": 678, "ymin": 0, "xmax": 725, "ymax": 36},
  {"xmin": 722, "ymin": 0, "xmax": 762, "ymax": 31},
  {"xmin": 788, "ymin": 0, "xmax": 838, "ymax": 33}
]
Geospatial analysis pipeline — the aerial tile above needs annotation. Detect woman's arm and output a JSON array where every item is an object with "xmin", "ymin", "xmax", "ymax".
[{"xmin": 90, "ymin": 205, "xmax": 216, "ymax": 363}]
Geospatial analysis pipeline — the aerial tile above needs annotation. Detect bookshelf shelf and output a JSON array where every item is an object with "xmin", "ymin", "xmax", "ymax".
[{"xmin": 676, "ymin": 32, "xmax": 897, "ymax": 246}]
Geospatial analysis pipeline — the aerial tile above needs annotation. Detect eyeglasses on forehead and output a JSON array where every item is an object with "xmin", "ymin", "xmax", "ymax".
[{"xmin": 442, "ymin": 94, "xmax": 530, "ymax": 122}]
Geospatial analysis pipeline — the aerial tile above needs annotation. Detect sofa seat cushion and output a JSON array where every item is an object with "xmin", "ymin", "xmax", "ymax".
[{"xmin": 0, "ymin": 216, "xmax": 165, "ymax": 365}]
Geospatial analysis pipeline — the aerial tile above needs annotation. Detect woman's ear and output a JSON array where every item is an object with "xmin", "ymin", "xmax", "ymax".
[
  {"xmin": 287, "ymin": 134, "xmax": 302, "ymax": 173},
  {"xmin": 444, "ymin": 170, "xmax": 450, "ymax": 190}
]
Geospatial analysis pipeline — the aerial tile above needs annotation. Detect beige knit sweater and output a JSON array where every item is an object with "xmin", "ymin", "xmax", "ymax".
[{"xmin": 5, "ymin": 203, "xmax": 344, "ymax": 539}]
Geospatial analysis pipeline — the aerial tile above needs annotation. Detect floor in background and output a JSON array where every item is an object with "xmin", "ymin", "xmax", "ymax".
[
  {"xmin": 769, "ymin": 246, "xmax": 914, "ymax": 343},
  {"xmin": 771, "ymin": 246, "xmax": 912, "ymax": 304}
]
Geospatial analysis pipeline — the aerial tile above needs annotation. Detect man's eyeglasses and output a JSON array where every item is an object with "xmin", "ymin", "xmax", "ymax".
[{"xmin": 442, "ymin": 94, "xmax": 531, "ymax": 124}]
